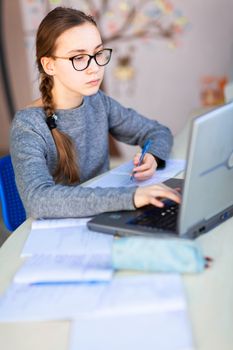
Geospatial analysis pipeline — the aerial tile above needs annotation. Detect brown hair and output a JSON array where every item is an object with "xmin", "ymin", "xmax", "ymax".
[{"xmin": 36, "ymin": 7, "xmax": 96, "ymax": 185}]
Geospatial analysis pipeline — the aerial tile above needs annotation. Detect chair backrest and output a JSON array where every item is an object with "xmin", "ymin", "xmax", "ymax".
[{"xmin": 0, "ymin": 155, "xmax": 26, "ymax": 231}]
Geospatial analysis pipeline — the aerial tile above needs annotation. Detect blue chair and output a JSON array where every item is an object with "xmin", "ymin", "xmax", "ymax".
[{"xmin": 0, "ymin": 155, "xmax": 26, "ymax": 232}]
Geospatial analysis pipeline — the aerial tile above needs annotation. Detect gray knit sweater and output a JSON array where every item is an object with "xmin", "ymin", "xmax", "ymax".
[{"xmin": 10, "ymin": 90, "xmax": 173, "ymax": 219}]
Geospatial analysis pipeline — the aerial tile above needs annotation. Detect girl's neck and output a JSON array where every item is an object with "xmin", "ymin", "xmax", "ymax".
[
  {"xmin": 52, "ymin": 87, "xmax": 84, "ymax": 110},
  {"xmin": 54, "ymin": 95, "xmax": 84, "ymax": 110}
]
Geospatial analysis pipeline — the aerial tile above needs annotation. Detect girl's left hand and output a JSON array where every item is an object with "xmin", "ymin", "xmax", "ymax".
[{"xmin": 132, "ymin": 152, "xmax": 157, "ymax": 181}]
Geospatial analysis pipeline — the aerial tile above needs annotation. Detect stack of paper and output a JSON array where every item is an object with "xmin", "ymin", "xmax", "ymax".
[
  {"xmin": 0, "ymin": 272, "xmax": 194, "ymax": 348},
  {"xmin": 21, "ymin": 218, "xmax": 113, "ymax": 257},
  {"xmin": 16, "ymin": 218, "xmax": 114, "ymax": 284},
  {"xmin": 14, "ymin": 254, "xmax": 112, "ymax": 284},
  {"xmin": 0, "ymin": 274, "xmax": 187, "ymax": 321}
]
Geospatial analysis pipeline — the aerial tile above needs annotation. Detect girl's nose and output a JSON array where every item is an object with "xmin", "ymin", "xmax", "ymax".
[{"xmin": 86, "ymin": 57, "xmax": 100, "ymax": 73}]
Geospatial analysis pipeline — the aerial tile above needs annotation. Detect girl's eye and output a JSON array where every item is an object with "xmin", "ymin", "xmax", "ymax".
[
  {"xmin": 73, "ymin": 55, "xmax": 86, "ymax": 61},
  {"xmin": 96, "ymin": 51, "xmax": 104, "ymax": 57}
]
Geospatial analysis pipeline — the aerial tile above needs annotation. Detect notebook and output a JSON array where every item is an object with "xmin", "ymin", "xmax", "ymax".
[{"xmin": 88, "ymin": 102, "xmax": 233, "ymax": 239}]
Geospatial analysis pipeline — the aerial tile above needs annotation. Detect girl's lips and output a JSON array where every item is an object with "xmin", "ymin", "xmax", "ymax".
[{"xmin": 86, "ymin": 79, "xmax": 100, "ymax": 86}]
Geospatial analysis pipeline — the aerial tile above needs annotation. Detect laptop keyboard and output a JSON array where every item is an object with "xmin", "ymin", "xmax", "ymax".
[{"xmin": 127, "ymin": 201, "xmax": 179, "ymax": 232}]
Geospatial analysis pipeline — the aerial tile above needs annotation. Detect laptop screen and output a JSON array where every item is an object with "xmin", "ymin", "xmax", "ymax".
[{"xmin": 178, "ymin": 102, "xmax": 233, "ymax": 236}]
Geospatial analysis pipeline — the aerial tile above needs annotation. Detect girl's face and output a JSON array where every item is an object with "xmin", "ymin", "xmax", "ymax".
[{"xmin": 46, "ymin": 23, "xmax": 105, "ymax": 104}]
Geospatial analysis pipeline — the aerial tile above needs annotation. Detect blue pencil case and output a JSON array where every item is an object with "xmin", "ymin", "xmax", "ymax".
[{"xmin": 112, "ymin": 236, "xmax": 211, "ymax": 273}]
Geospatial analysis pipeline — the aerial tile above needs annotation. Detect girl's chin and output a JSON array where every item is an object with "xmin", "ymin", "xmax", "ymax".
[{"xmin": 83, "ymin": 85, "xmax": 101, "ymax": 95}]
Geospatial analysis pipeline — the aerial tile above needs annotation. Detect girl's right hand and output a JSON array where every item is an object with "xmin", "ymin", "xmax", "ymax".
[{"xmin": 134, "ymin": 183, "xmax": 181, "ymax": 208}]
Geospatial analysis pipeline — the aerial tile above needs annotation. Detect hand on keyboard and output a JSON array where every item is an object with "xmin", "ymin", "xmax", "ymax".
[{"xmin": 134, "ymin": 183, "xmax": 181, "ymax": 209}]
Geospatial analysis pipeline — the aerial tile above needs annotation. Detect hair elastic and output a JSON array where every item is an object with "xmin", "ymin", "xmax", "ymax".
[{"xmin": 46, "ymin": 114, "xmax": 58, "ymax": 130}]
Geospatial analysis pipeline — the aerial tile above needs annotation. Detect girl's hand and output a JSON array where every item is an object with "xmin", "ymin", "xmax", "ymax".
[
  {"xmin": 134, "ymin": 183, "xmax": 181, "ymax": 208},
  {"xmin": 132, "ymin": 152, "xmax": 157, "ymax": 180}
]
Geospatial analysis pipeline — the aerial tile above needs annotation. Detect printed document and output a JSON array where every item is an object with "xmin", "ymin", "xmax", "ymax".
[
  {"xmin": 21, "ymin": 219, "xmax": 113, "ymax": 257},
  {"xmin": 14, "ymin": 254, "xmax": 113, "ymax": 284},
  {"xmin": 0, "ymin": 274, "xmax": 186, "ymax": 322}
]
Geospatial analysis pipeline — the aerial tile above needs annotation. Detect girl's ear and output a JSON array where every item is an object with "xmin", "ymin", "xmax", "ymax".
[{"xmin": 40, "ymin": 57, "xmax": 55, "ymax": 76}]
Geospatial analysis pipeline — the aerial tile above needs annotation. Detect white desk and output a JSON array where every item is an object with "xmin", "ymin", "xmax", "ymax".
[
  {"xmin": 0, "ymin": 125, "xmax": 233, "ymax": 349},
  {"xmin": 0, "ymin": 218, "xmax": 233, "ymax": 350}
]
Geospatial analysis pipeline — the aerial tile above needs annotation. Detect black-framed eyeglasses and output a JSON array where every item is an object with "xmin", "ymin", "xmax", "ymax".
[{"xmin": 52, "ymin": 48, "xmax": 112, "ymax": 71}]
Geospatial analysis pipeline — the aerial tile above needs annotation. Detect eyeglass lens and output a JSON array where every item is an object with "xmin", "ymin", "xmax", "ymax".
[{"xmin": 72, "ymin": 49, "xmax": 112, "ymax": 71}]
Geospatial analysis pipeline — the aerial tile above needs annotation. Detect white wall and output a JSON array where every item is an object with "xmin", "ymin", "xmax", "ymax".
[
  {"xmin": 104, "ymin": 0, "xmax": 233, "ymax": 159},
  {"xmin": 15, "ymin": 0, "xmax": 233, "ymax": 160}
]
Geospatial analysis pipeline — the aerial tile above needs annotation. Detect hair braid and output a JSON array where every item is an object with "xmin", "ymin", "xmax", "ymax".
[
  {"xmin": 39, "ymin": 73, "xmax": 54, "ymax": 117},
  {"xmin": 39, "ymin": 73, "xmax": 80, "ymax": 185}
]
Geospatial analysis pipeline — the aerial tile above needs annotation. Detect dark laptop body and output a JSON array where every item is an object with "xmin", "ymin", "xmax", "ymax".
[{"xmin": 88, "ymin": 103, "xmax": 233, "ymax": 239}]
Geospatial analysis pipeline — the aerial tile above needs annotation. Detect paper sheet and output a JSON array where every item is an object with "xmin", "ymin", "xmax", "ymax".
[
  {"xmin": 94, "ymin": 274, "xmax": 185, "ymax": 316},
  {"xmin": 21, "ymin": 220, "xmax": 113, "ymax": 257},
  {"xmin": 87, "ymin": 159, "xmax": 185, "ymax": 188},
  {"xmin": 31, "ymin": 218, "xmax": 91, "ymax": 229},
  {"xmin": 14, "ymin": 254, "xmax": 113, "ymax": 284},
  {"xmin": 70, "ymin": 311, "xmax": 193, "ymax": 350},
  {"xmin": 0, "ymin": 275, "xmax": 186, "ymax": 322}
]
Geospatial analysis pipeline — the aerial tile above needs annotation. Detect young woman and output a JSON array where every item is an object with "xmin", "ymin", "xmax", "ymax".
[{"xmin": 10, "ymin": 7, "xmax": 180, "ymax": 219}]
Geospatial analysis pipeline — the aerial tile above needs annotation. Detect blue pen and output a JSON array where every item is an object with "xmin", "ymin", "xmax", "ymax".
[{"xmin": 130, "ymin": 140, "xmax": 152, "ymax": 181}]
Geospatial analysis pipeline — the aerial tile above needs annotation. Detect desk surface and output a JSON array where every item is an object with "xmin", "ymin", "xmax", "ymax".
[
  {"xmin": 0, "ymin": 126, "xmax": 233, "ymax": 350},
  {"xmin": 0, "ymin": 215, "xmax": 233, "ymax": 350}
]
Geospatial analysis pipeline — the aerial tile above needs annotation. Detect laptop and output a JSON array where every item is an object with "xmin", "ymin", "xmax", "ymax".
[{"xmin": 88, "ymin": 102, "xmax": 233, "ymax": 239}]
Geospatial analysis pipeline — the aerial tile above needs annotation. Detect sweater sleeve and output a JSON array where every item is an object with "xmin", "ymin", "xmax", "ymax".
[
  {"xmin": 10, "ymin": 117, "xmax": 136, "ymax": 219},
  {"xmin": 99, "ymin": 91, "xmax": 173, "ymax": 161}
]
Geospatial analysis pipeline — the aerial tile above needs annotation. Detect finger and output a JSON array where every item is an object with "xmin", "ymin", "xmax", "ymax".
[
  {"xmin": 133, "ymin": 163, "xmax": 152, "ymax": 173},
  {"xmin": 149, "ymin": 197, "xmax": 165, "ymax": 208},
  {"xmin": 134, "ymin": 168, "xmax": 154, "ymax": 180},
  {"xmin": 151, "ymin": 188, "xmax": 181, "ymax": 204},
  {"xmin": 174, "ymin": 187, "xmax": 181, "ymax": 192},
  {"xmin": 163, "ymin": 191, "xmax": 181, "ymax": 204},
  {"xmin": 134, "ymin": 153, "xmax": 154, "ymax": 168},
  {"xmin": 133, "ymin": 157, "xmax": 155, "ymax": 172},
  {"xmin": 156, "ymin": 183, "xmax": 180, "ymax": 193},
  {"xmin": 133, "ymin": 153, "xmax": 141, "ymax": 165}
]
